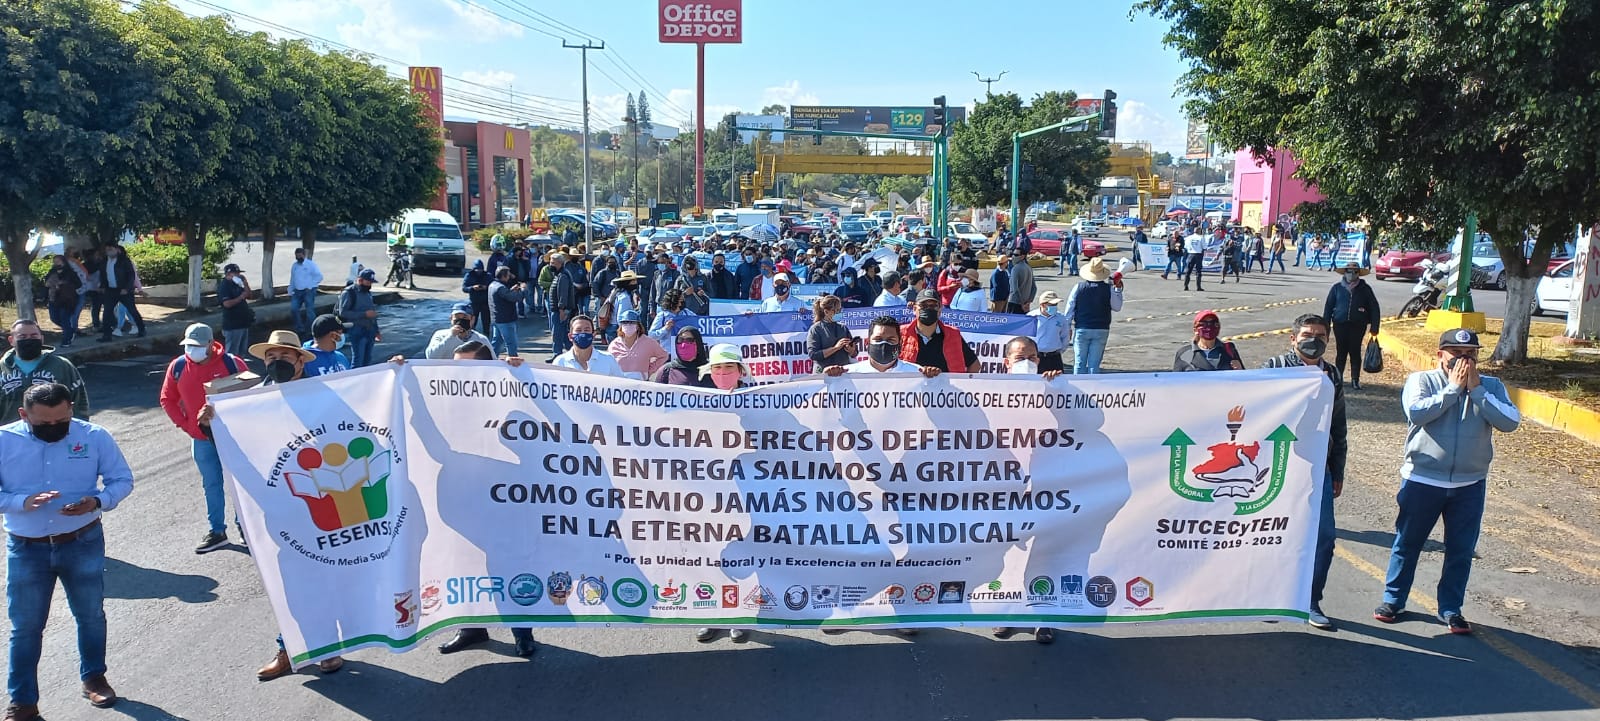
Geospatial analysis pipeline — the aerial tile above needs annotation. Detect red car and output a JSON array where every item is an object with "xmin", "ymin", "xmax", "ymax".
[
  {"xmin": 1025, "ymin": 230, "xmax": 1104, "ymax": 258},
  {"xmin": 1374, "ymin": 248, "xmax": 1451, "ymax": 280}
]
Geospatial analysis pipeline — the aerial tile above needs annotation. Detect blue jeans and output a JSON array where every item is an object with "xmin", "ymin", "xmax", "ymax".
[
  {"xmin": 1058, "ymin": 255, "xmax": 1069, "ymax": 275},
  {"xmin": 1163, "ymin": 255, "xmax": 1182, "ymax": 277},
  {"xmin": 346, "ymin": 326, "xmax": 376, "ymax": 368},
  {"xmin": 1382, "ymin": 479, "xmax": 1486, "ymax": 618},
  {"xmin": 1311, "ymin": 473, "xmax": 1336, "ymax": 610},
  {"xmin": 549, "ymin": 311, "xmax": 571, "ymax": 356},
  {"xmin": 1073, "ymin": 328, "xmax": 1110, "ymax": 374},
  {"xmin": 493, "ymin": 321, "xmax": 520, "ymax": 357},
  {"xmin": 1269, "ymin": 251, "xmax": 1287, "ymax": 273},
  {"xmin": 48, "ymin": 301, "xmax": 78, "ymax": 344},
  {"xmin": 7, "ymin": 523, "xmax": 107, "ymax": 706},
  {"xmin": 193, "ymin": 438, "xmax": 230, "ymax": 535},
  {"xmin": 1294, "ymin": 245, "xmax": 1305, "ymax": 266},
  {"xmin": 290, "ymin": 288, "xmax": 317, "ymax": 337},
  {"xmin": 1067, "ymin": 254, "xmax": 1080, "ymax": 276}
]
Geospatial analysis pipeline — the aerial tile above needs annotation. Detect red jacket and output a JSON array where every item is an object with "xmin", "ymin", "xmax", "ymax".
[
  {"xmin": 159, "ymin": 342, "xmax": 248, "ymax": 440},
  {"xmin": 936, "ymin": 268, "xmax": 961, "ymax": 306},
  {"xmin": 899, "ymin": 322, "xmax": 968, "ymax": 372}
]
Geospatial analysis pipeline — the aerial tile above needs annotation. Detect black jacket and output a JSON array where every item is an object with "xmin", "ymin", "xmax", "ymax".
[
  {"xmin": 1173, "ymin": 341, "xmax": 1242, "ymax": 372},
  {"xmin": 1323, "ymin": 279, "xmax": 1381, "ymax": 333},
  {"xmin": 1263, "ymin": 352, "xmax": 1348, "ymax": 484},
  {"xmin": 707, "ymin": 266, "xmax": 738, "ymax": 299},
  {"xmin": 100, "ymin": 252, "xmax": 136, "ymax": 293}
]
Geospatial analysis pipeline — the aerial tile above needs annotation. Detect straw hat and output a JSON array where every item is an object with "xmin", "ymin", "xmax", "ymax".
[
  {"xmin": 1080, "ymin": 257, "xmax": 1112, "ymax": 282},
  {"xmin": 249, "ymin": 329, "xmax": 316, "ymax": 362}
]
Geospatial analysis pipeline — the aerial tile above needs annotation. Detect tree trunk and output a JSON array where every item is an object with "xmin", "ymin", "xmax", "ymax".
[
  {"xmin": 1489, "ymin": 222, "xmax": 1561, "ymax": 365},
  {"xmin": 2, "ymin": 230, "xmax": 36, "ymax": 320},
  {"xmin": 301, "ymin": 224, "xmax": 316, "ymax": 259},
  {"xmin": 185, "ymin": 223, "xmax": 206, "ymax": 310},
  {"xmin": 260, "ymin": 225, "xmax": 277, "ymax": 301}
]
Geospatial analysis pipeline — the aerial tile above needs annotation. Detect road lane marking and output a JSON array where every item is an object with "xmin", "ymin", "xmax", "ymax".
[
  {"xmin": 1223, "ymin": 327, "xmax": 1295, "ymax": 342},
  {"xmin": 1116, "ymin": 298, "xmax": 1319, "ymax": 324},
  {"xmin": 1334, "ymin": 545, "xmax": 1600, "ymax": 707}
]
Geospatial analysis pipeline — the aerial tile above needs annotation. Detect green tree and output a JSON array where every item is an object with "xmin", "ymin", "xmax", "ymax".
[
  {"xmin": 1152, "ymin": 151, "xmax": 1174, "ymax": 167},
  {"xmin": 949, "ymin": 91, "xmax": 1110, "ymax": 212},
  {"xmin": 1140, "ymin": 0, "xmax": 1600, "ymax": 363}
]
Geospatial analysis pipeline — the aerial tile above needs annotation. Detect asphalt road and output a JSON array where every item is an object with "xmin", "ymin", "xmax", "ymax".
[{"xmin": 4, "ymin": 234, "xmax": 1594, "ymax": 721}]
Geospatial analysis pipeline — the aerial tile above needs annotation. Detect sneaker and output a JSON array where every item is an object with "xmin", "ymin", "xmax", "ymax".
[
  {"xmin": 1373, "ymin": 602, "xmax": 1401, "ymax": 623},
  {"xmin": 195, "ymin": 531, "xmax": 228, "ymax": 554},
  {"xmin": 694, "ymin": 628, "xmax": 718, "ymax": 642},
  {"xmin": 1444, "ymin": 613, "xmax": 1473, "ymax": 635},
  {"xmin": 1307, "ymin": 608, "xmax": 1335, "ymax": 630},
  {"xmin": 729, "ymin": 628, "xmax": 750, "ymax": 642},
  {"xmin": 1034, "ymin": 628, "xmax": 1055, "ymax": 644},
  {"xmin": 111, "ymin": 328, "xmax": 123, "ymax": 337}
]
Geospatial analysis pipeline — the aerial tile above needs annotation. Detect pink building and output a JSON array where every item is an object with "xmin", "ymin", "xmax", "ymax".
[{"xmin": 1230, "ymin": 148, "xmax": 1324, "ymax": 232}]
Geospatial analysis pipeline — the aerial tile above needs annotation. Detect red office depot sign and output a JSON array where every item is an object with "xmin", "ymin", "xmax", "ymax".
[{"xmin": 659, "ymin": 0, "xmax": 742, "ymax": 43}]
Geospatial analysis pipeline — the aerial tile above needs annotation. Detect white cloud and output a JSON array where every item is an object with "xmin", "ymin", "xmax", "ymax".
[
  {"xmin": 761, "ymin": 80, "xmax": 819, "ymax": 110},
  {"xmin": 441, "ymin": 0, "xmax": 524, "ymax": 41},
  {"xmin": 335, "ymin": 0, "xmax": 435, "ymax": 63},
  {"xmin": 1117, "ymin": 99, "xmax": 1188, "ymax": 156},
  {"xmin": 459, "ymin": 69, "xmax": 518, "ymax": 89}
]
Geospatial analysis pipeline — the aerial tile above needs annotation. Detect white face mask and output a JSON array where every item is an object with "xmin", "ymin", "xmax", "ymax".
[
  {"xmin": 619, "ymin": 324, "xmax": 638, "ymax": 337},
  {"xmin": 1009, "ymin": 359, "xmax": 1038, "ymax": 375},
  {"xmin": 960, "ymin": 278, "xmax": 972, "ymax": 288},
  {"xmin": 232, "ymin": 276, "xmax": 246, "ymax": 287},
  {"xmin": 184, "ymin": 346, "xmax": 208, "ymax": 361}
]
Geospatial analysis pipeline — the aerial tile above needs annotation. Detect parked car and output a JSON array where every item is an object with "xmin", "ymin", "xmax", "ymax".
[
  {"xmin": 871, "ymin": 210, "xmax": 894, "ymax": 228},
  {"xmin": 1069, "ymin": 217, "xmax": 1103, "ymax": 237},
  {"xmin": 1023, "ymin": 230, "xmax": 1104, "ymax": 258},
  {"xmin": 947, "ymin": 222, "xmax": 988, "ymax": 248},
  {"xmin": 614, "ymin": 210, "xmax": 635, "ymax": 228},
  {"xmin": 1151, "ymin": 220, "xmax": 1182, "ymax": 239},
  {"xmin": 839, "ymin": 221, "xmax": 874, "ymax": 243},
  {"xmin": 1374, "ymin": 248, "xmax": 1451, "ymax": 280},
  {"xmin": 1531, "ymin": 259, "xmax": 1574, "ymax": 317}
]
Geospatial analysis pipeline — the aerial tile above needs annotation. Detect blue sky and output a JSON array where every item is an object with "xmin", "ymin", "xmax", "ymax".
[{"xmin": 174, "ymin": 0, "xmax": 1193, "ymax": 153}]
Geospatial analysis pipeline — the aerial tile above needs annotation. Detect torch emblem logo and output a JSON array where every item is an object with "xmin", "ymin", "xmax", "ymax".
[
  {"xmin": 282, "ymin": 437, "xmax": 392, "ymax": 532},
  {"xmin": 1163, "ymin": 406, "xmax": 1298, "ymax": 515}
]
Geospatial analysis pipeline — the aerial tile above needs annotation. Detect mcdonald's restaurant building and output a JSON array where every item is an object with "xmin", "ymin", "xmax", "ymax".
[{"xmin": 442, "ymin": 119, "xmax": 532, "ymax": 229}]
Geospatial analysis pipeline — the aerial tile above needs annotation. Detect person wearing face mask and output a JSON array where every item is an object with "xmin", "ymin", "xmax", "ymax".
[
  {"xmin": 875, "ymin": 271, "xmax": 905, "ymax": 307},
  {"xmin": 217, "ymin": 264, "xmax": 255, "ymax": 360},
  {"xmin": 488, "ymin": 267, "xmax": 528, "ymax": 358},
  {"xmin": 0, "ymin": 320, "xmax": 90, "ymax": 423},
  {"xmin": 1031, "ymin": 291, "xmax": 1070, "ymax": 373},
  {"xmin": 0, "ymin": 382, "xmax": 134, "ymax": 721},
  {"xmin": 987, "ymin": 254, "xmax": 1011, "ymax": 313},
  {"xmin": 674, "ymin": 257, "xmax": 711, "ymax": 316},
  {"xmin": 749, "ymin": 259, "xmax": 778, "ymax": 301},
  {"xmin": 950, "ymin": 269, "xmax": 987, "ymax": 312},
  {"xmin": 651, "ymin": 252, "xmax": 682, "ymax": 312},
  {"xmin": 1007, "ymin": 247, "xmax": 1036, "ymax": 314},
  {"xmin": 833, "ymin": 267, "xmax": 871, "ymax": 309},
  {"xmin": 43, "ymin": 255, "xmax": 82, "ymax": 348},
  {"xmin": 1323, "ymin": 263, "xmax": 1381, "ymax": 390},
  {"xmin": 288, "ymin": 247, "xmax": 323, "ymax": 338},
  {"xmin": 1173, "ymin": 311, "xmax": 1244, "ymax": 371},
  {"xmin": 653, "ymin": 327, "xmax": 714, "ymax": 387},
  {"xmin": 935, "ymin": 259, "xmax": 963, "ymax": 307},
  {"xmin": 757, "ymin": 277, "xmax": 804, "ymax": 313},
  {"xmin": 552, "ymin": 315, "xmax": 624, "ymax": 376},
  {"xmin": 302, "ymin": 315, "xmax": 352, "ymax": 376},
  {"xmin": 707, "ymin": 251, "xmax": 738, "ymax": 299},
  {"xmin": 1061, "ymin": 257, "xmax": 1125, "ymax": 375},
  {"xmin": 159, "ymin": 323, "xmax": 248, "ymax": 554},
  {"xmin": 609, "ymin": 309, "xmax": 669, "ymax": 380},
  {"xmin": 830, "ymin": 316, "xmax": 932, "ymax": 376},
  {"xmin": 96, "ymin": 242, "xmax": 145, "ymax": 342},
  {"xmin": 899, "ymin": 290, "xmax": 975, "ymax": 373},
  {"xmin": 599, "ymin": 270, "xmax": 643, "ymax": 338},
  {"xmin": 1372, "ymin": 328, "xmax": 1518, "ymax": 636},
  {"xmin": 424, "ymin": 303, "xmax": 493, "ymax": 360},
  {"xmin": 338, "ymin": 269, "xmax": 381, "ymax": 367},
  {"xmin": 733, "ymin": 248, "xmax": 761, "ymax": 300},
  {"xmin": 807, "ymin": 296, "xmax": 856, "ymax": 373},
  {"xmin": 649, "ymin": 290, "xmax": 701, "ymax": 360},
  {"xmin": 1261, "ymin": 313, "xmax": 1348, "ymax": 631},
  {"xmin": 462, "ymin": 260, "xmax": 493, "ymax": 334},
  {"xmin": 692, "ymin": 342, "xmax": 755, "ymax": 644}
]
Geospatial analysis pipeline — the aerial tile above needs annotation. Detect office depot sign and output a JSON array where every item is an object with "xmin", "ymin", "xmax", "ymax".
[{"xmin": 659, "ymin": 0, "xmax": 742, "ymax": 43}]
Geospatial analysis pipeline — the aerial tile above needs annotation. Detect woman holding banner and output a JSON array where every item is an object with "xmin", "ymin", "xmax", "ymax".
[
  {"xmin": 693, "ymin": 343, "xmax": 755, "ymax": 644},
  {"xmin": 807, "ymin": 295, "xmax": 857, "ymax": 373},
  {"xmin": 652, "ymin": 327, "xmax": 714, "ymax": 388}
]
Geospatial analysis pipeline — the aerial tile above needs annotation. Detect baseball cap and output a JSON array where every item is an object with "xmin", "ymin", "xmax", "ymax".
[
  {"xmin": 1194, "ymin": 310, "xmax": 1221, "ymax": 325},
  {"xmin": 450, "ymin": 302, "xmax": 473, "ymax": 317},
  {"xmin": 358, "ymin": 268, "xmax": 377, "ymax": 282},
  {"xmin": 1438, "ymin": 328, "xmax": 1480, "ymax": 348},
  {"xmin": 312, "ymin": 314, "xmax": 349, "ymax": 338},
  {"xmin": 223, "ymin": 263, "xmax": 242, "ymax": 274},
  {"xmin": 180, "ymin": 323, "xmax": 213, "ymax": 347},
  {"xmin": 915, "ymin": 289, "xmax": 941, "ymax": 304}
]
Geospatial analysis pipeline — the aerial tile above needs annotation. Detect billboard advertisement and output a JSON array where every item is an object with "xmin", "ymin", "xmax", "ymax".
[
  {"xmin": 788, "ymin": 106, "xmax": 966, "ymax": 136},
  {"xmin": 408, "ymin": 66, "xmax": 443, "ymax": 127},
  {"xmin": 1185, "ymin": 119, "xmax": 1210, "ymax": 159},
  {"xmin": 659, "ymin": 0, "xmax": 742, "ymax": 43},
  {"xmin": 734, "ymin": 113, "xmax": 785, "ymax": 143}
]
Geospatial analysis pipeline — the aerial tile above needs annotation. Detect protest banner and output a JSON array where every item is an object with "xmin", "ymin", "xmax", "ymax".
[{"xmin": 212, "ymin": 366, "xmax": 1333, "ymax": 668}]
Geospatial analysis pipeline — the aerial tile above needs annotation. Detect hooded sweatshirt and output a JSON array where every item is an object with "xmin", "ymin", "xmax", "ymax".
[{"xmin": 0, "ymin": 349, "xmax": 89, "ymax": 421}]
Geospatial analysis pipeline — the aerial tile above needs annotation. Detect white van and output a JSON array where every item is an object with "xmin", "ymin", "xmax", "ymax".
[{"xmin": 389, "ymin": 208, "xmax": 467, "ymax": 274}]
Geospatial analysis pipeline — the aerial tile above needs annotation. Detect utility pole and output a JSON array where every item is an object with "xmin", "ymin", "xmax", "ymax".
[
  {"xmin": 563, "ymin": 39, "xmax": 604, "ymax": 248},
  {"xmin": 971, "ymin": 70, "xmax": 1006, "ymax": 96}
]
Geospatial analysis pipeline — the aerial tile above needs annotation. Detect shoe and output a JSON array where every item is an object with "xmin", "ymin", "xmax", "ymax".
[
  {"xmin": 514, "ymin": 636, "xmax": 538, "ymax": 657},
  {"xmin": 317, "ymin": 656, "xmax": 344, "ymax": 673},
  {"xmin": 1445, "ymin": 613, "xmax": 1473, "ymax": 635},
  {"xmin": 1350, "ymin": 381, "xmax": 1362, "ymax": 390},
  {"xmin": 729, "ymin": 628, "xmax": 750, "ymax": 642},
  {"xmin": 1373, "ymin": 602, "xmax": 1401, "ymax": 623},
  {"xmin": 59, "ymin": 341, "xmax": 72, "ymax": 348},
  {"xmin": 694, "ymin": 628, "xmax": 718, "ymax": 643},
  {"xmin": 257, "ymin": 649, "xmax": 293, "ymax": 681},
  {"xmin": 195, "ymin": 531, "xmax": 228, "ymax": 554},
  {"xmin": 82, "ymin": 674, "xmax": 117, "ymax": 708},
  {"xmin": 991, "ymin": 627, "xmax": 1014, "ymax": 639},
  {"xmin": 111, "ymin": 328, "xmax": 123, "ymax": 337},
  {"xmin": 896, "ymin": 628, "xmax": 919, "ymax": 637},
  {"xmin": 2, "ymin": 703, "xmax": 39, "ymax": 721},
  {"xmin": 1034, "ymin": 628, "xmax": 1055, "ymax": 645},
  {"xmin": 821, "ymin": 628, "xmax": 847, "ymax": 635},
  {"xmin": 437, "ymin": 628, "xmax": 490, "ymax": 654},
  {"xmin": 137, "ymin": 330, "xmax": 146, "ymax": 338},
  {"xmin": 1307, "ymin": 608, "xmax": 1335, "ymax": 630}
]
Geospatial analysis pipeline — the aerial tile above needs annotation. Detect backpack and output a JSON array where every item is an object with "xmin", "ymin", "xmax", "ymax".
[{"xmin": 172, "ymin": 352, "xmax": 241, "ymax": 381}]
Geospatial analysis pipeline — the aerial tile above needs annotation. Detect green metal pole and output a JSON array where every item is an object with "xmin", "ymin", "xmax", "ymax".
[
  {"xmin": 1011, "ymin": 132, "xmax": 1021, "ymax": 235},
  {"xmin": 1444, "ymin": 213, "xmax": 1477, "ymax": 313}
]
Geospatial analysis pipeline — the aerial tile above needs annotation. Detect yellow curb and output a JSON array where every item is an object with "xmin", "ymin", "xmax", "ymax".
[{"xmin": 1379, "ymin": 334, "xmax": 1600, "ymax": 448}]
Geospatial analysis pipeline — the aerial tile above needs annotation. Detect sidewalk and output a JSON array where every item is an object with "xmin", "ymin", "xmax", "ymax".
[{"xmin": 42, "ymin": 287, "xmax": 404, "ymax": 365}]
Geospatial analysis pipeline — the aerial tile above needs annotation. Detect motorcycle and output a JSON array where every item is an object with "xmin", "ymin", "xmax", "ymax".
[
  {"xmin": 385, "ymin": 247, "xmax": 416, "ymax": 289},
  {"xmin": 1398, "ymin": 256, "xmax": 1457, "ymax": 317}
]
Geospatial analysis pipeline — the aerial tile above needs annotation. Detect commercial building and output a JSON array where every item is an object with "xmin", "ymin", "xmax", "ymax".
[
  {"xmin": 441, "ymin": 118, "xmax": 532, "ymax": 229},
  {"xmin": 1229, "ymin": 148, "xmax": 1324, "ymax": 232}
]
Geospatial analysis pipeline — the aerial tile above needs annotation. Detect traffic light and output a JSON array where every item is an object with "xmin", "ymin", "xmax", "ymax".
[
  {"xmin": 1100, "ymin": 89, "xmax": 1118, "ymax": 139},
  {"xmin": 932, "ymin": 95, "xmax": 947, "ymax": 129},
  {"xmin": 725, "ymin": 114, "xmax": 738, "ymax": 144},
  {"xmin": 812, "ymin": 119, "xmax": 822, "ymax": 145}
]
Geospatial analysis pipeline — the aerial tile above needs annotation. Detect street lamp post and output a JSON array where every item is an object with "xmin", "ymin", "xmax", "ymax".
[{"xmin": 1010, "ymin": 113, "xmax": 1100, "ymax": 234}]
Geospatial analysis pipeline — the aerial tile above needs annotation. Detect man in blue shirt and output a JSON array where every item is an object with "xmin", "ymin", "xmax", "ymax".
[
  {"xmin": 0, "ymin": 383, "xmax": 134, "ymax": 720},
  {"xmin": 301, "ymin": 315, "xmax": 351, "ymax": 377}
]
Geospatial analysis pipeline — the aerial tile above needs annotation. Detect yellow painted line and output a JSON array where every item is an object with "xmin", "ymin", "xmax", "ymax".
[
  {"xmin": 1335, "ymin": 546, "xmax": 1600, "ymax": 707},
  {"xmin": 1221, "ymin": 327, "xmax": 1295, "ymax": 342}
]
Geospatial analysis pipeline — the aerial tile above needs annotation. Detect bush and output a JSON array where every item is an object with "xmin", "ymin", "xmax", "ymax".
[
  {"xmin": 0, "ymin": 236, "xmax": 231, "ymax": 300},
  {"xmin": 469, "ymin": 227, "xmax": 542, "ymax": 252}
]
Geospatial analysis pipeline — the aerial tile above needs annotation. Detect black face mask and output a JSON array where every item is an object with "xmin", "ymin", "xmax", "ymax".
[
  {"xmin": 453, "ymin": 317, "xmax": 472, "ymax": 331},
  {"xmin": 1296, "ymin": 337, "xmax": 1328, "ymax": 360},
  {"xmin": 868, "ymin": 341, "xmax": 899, "ymax": 365},
  {"xmin": 917, "ymin": 308, "xmax": 940, "ymax": 325},
  {"xmin": 14, "ymin": 338, "xmax": 43, "ymax": 361},
  {"xmin": 31, "ymin": 420, "xmax": 69, "ymax": 444},
  {"xmin": 266, "ymin": 359, "xmax": 298, "ymax": 383}
]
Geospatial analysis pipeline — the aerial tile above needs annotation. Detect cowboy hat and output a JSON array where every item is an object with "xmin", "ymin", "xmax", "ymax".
[
  {"xmin": 1080, "ymin": 257, "xmax": 1112, "ymax": 282},
  {"xmin": 249, "ymin": 329, "xmax": 316, "ymax": 363},
  {"xmin": 1339, "ymin": 262, "xmax": 1371, "ymax": 276},
  {"xmin": 615, "ymin": 269, "xmax": 643, "ymax": 282},
  {"xmin": 962, "ymin": 268, "xmax": 981, "ymax": 283},
  {"xmin": 1036, "ymin": 290, "xmax": 1064, "ymax": 306}
]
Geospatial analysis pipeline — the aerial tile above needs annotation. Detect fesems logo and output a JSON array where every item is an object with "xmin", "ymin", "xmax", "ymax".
[
  {"xmin": 273, "ymin": 431, "xmax": 409, "ymax": 565},
  {"xmin": 1164, "ymin": 406, "xmax": 1297, "ymax": 515}
]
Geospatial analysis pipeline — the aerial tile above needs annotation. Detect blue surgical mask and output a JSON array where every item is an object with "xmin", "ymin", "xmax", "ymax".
[{"xmin": 572, "ymin": 333, "xmax": 595, "ymax": 350}]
